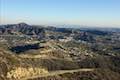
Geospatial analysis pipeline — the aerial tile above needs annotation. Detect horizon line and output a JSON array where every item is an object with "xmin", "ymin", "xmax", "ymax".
[{"xmin": 0, "ymin": 22, "xmax": 120, "ymax": 29}]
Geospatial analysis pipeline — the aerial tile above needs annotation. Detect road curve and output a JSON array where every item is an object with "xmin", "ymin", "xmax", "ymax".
[{"xmin": 22, "ymin": 68, "xmax": 94, "ymax": 80}]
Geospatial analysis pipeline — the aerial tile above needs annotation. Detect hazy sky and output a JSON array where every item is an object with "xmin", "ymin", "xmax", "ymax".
[{"xmin": 0, "ymin": 0, "xmax": 120, "ymax": 27}]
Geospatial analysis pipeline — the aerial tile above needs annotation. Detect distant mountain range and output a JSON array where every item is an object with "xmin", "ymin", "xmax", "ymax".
[{"xmin": 1, "ymin": 23, "xmax": 120, "ymax": 33}]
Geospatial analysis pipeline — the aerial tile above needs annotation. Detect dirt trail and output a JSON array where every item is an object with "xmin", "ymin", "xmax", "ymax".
[{"xmin": 22, "ymin": 68, "xmax": 94, "ymax": 80}]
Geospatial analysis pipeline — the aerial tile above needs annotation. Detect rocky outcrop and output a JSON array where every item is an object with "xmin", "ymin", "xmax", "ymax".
[{"xmin": 7, "ymin": 67, "xmax": 48, "ymax": 79}]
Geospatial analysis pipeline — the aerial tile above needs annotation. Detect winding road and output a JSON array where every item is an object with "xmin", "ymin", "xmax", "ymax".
[{"xmin": 22, "ymin": 68, "xmax": 94, "ymax": 80}]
